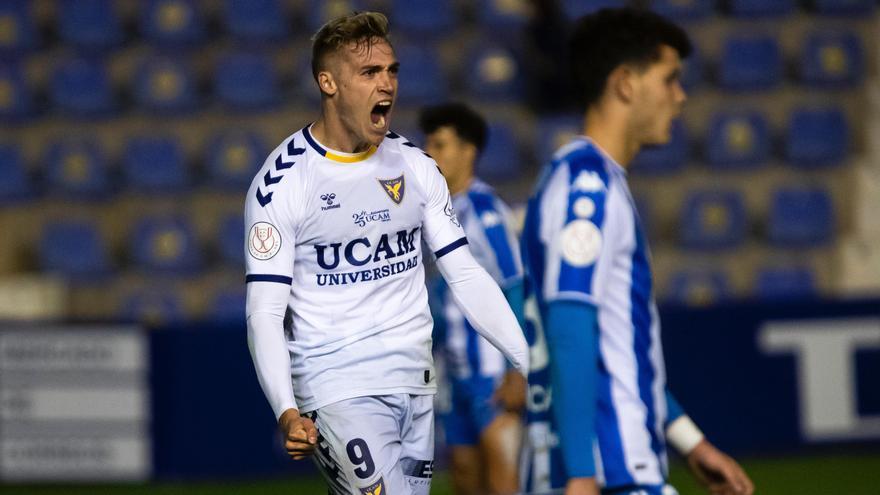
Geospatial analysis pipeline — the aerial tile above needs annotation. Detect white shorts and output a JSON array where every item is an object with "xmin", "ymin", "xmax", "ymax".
[{"xmin": 306, "ymin": 394, "xmax": 435, "ymax": 495}]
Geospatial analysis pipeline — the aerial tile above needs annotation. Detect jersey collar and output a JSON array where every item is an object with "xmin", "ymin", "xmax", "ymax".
[{"xmin": 303, "ymin": 124, "xmax": 378, "ymax": 163}]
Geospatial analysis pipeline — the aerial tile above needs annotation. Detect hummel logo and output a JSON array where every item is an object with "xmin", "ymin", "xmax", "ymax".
[{"xmin": 320, "ymin": 193, "xmax": 340, "ymax": 211}]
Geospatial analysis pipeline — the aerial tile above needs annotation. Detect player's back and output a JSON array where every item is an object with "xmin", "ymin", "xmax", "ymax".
[
  {"xmin": 521, "ymin": 137, "xmax": 670, "ymax": 488},
  {"xmin": 245, "ymin": 126, "xmax": 448, "ymax": 412}
]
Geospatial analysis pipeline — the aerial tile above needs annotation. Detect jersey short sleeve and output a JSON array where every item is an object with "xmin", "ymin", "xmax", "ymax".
[
  {"xmin": 244, "ymin": 153, "xmax": 299, "ymax": 285},
  {"xmin": 468, "ymin": 190, "xmax": 523, "ymax": 288},
  {"xmin": 420, "ymin": 160, "xmax": 468, "ymax": 258},
  {"xmin": 545, "ymin": 153, "xmax": 610, "ymax": 305}
]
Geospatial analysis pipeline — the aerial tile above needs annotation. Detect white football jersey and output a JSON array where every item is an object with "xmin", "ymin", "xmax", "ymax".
[{"xmin": 245, "ymin": 126, "xmax": 467, "ymax": 413}]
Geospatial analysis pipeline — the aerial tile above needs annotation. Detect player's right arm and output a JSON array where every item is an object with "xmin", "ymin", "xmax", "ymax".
[{"xmin": 244, "ymin": 152, "xmax": 316, "ymax": 459}]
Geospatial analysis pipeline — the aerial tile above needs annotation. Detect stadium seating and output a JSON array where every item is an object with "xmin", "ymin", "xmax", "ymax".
[
  {"xmin": 561, "ymin": 0, "xmax": 625, "ymax": 19},
  {"xmin": 50, "ymin": 58, "xmax": 115, "ymax": 117},
  {"xmin": 0, "ymin": 144, "xmax": 32, "ymax": 203},
  {"xmin": 215, "ymin": 52, "xmax": 279, "ymax": 110},
  {"xmin": 479, "ymin": 0, "xmax": 530, "ymax": 30},
  {"xmin": 0, "ymin": 0, "xmax": 38, "ymax": 57},
  {"xmin": 479, "ymin": 123, "xmax": 522, "ymax": 182},
  {"xmin": 667, "ymin": 269, "xmax": 732, "ymax": 306},
  {"xmin": 123, "ymin": 136, "xmax": 189, "ymax": 192},
  {"xmin": 0, "ymin": 63, "xmax": 33, "ymax": 122},
  {"xmin": 130, "ymin": 215, "xmax": 202, "ymax": 274},
  {"xmin": 391, "ymin": 0, "xmax": 454, "ymax": 36},
  {"xmin": 812, "ymin": 0, "xmax": 875, "ymax": 15},
  {"xmin": 305, "ymin": 0, "xmax": 367, "ymax": 32},
  {"xmin": 39, "ymin": 220, "xmax": 111, "ymax": 278},
  {"xmin": 680, "ymin": 45, "xmax": 703, "ymax": 91},
  {"xmin": 134, "ymin": 56, "xmax": 198, "ymax": 114},
  {"xmin": 223, "ymin": 0, "xmax": 288, "ymax": 42},
  {"xmin": 785, "ymin": 107, "xmax": 849, "ymax": 167},
  {"xmin": 44, "ymin": 139, "xmax": 111, "ymax": 198},
  {"xmin": 800, "ymin": 30, "xmax": 864, "ymax": 88},
  {"xmin": 652, "ymin": 0, "xmax": 714, "ymax": 20},
  {"xmin": 718, "ymin": 34, "xmax": 782, "ymax": 90},
  {"xmin": 394, "ymin": 44, "xmax": 448, "ymax": 107},
  {"xmin": 631, "ymin": 120, "xmax": 689, "ymax": 174},
  {"xmin": 121, "ymin": 288, "xmax": 185, "ymax": 325},
  {"xmin": 218, "ymin": 213, "xmax": 245, "ymax": 266},
  {"xmin": 206, "ymin": 131, "xmax": 267, "ymax": 189},
  {"xmin": 464, "ymin": 45, "xmax": 524, "ymax": 102},
  {"xmin": 535, "ymin": 114, "xmax": 582, "ymax": 164},
  {"xmin": 767, "ymin": 186, "xmax": 834, "ymax": 247},
  {"xmin": 58, "ymin": 0, "xmax": 123, "ymax": 50},
  {"xmin": 679, "ymin": 189, "xmax": 747, "ymax": 250},
  {"xmin": 209, "ymin": 288, "xmax": 246, "ymax": 323},
  {"xmin": 705, "ymin": 110, "xmax": 771, "ymax": 169},
  {"xmin": 141, "ymin": 0, "xmax": 205, "ymax": 47},
  {"xmin": 754, "ymin": 266, "xmax": 818, "ymax": 299},
  {"xmin": 728, "ymin": 0, "xmax": 796, "ymax": 17}
]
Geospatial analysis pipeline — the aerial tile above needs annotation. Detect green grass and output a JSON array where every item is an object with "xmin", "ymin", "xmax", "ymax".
[{"xmin": 3, "ymin": 453, "xmax": 879, "ymax": 495}]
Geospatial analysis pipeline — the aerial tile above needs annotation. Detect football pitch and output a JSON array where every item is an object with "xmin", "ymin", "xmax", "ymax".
[{"xmin": 3, "ymin": 453, "xmax": 879, "ymax": 495}]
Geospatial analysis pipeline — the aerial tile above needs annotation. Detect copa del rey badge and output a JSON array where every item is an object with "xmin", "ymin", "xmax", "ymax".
[{"xmin": 248, "ymin": 222, "xmax": 281, "ymax": 260}]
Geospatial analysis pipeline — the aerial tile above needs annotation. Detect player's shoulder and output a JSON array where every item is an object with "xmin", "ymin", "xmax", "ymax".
[
  {"xmin": 382, "ymin": 130, "xmax": 436, "ymax": 169},
  {"xmin": 548, "ymin": 138, "xmax": 612, "ymax": 193},
  {"xmin": 466, "ymin": 178, "xmax": 505, "ymax": 209},
  {"xmin": 246, "ymin": 127, "xmax": 310, "ymax": 206}
]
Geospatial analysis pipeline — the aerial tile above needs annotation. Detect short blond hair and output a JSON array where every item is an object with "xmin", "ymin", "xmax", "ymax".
[{"xmin": 311, "ymin": 11, "xmax": 391, "ymax": 79}]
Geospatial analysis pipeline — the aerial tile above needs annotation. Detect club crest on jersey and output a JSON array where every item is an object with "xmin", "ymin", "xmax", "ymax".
[
  {"xmin": 248, "ymin": 222, "xmax": 281, "ymax": 260},
  {"xmin": 378, "ymin": 175, "xmax": 405, "ymax": 205},
  {"xmin": 359, "ymin": 478, "xmax": 385, "ymax": 495}
]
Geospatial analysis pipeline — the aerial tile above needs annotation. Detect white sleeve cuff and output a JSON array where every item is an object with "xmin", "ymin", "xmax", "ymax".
[{"xmin": 666, "ymin": 415, "xmax": 705, "ymax": 455}]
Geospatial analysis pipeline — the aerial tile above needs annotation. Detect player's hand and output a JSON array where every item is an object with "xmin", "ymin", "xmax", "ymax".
[
  {"xmin": 278, "ymin": 408, "xmax": 319, "ymax": 460},
  {"xmin": 491, "ymin": 369, "xmax": 527, "ymax": 412},
  {"xmin": 687, "ymin": 439, "xmax": 754, "ymax": 495},
  {"xmin": 565, "ymin": 477, "xmax": 600, "ymax": 495}
]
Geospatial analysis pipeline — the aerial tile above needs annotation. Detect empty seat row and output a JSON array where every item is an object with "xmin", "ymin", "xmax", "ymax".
[
  {"xmin": 562, "ymin": 0, "xmax": 876, "ymax": 19},
  {"xmin": 666, "ymin": 265, "xmax": 819, "ymax": 307}
]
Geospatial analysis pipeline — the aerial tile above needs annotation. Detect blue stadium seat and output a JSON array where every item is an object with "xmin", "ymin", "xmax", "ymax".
[
  {"xmin": 535, "ymin": 114, "xmax": 582, "ymax": 164},
  {"xmin": 561, "ymin": 0, "xmax": 625, "ymax": 18},
  {"xmin": 40, "ymin": 220, "xmax": 111, "ymax": 278},
  {"xmin": 130, "ymin": 215, "xmax": 201, "ymax": 274},
  {"xmin": 206, "ymin": 130, "xmax": 267, "ymax": 189},
  {"xmin": 706, "ymin": 110, "xmax": 770, "ymax": 169},
  {"xmin": 812, "ymin": 0, "xmax": 875, "ymax": 15},
  {"xmin": 680, "ymin": 45, "xmax": 703, "ymax": 91},
  {"xmin": 652, "ymin": 0, "xmax": 713, "ymax": 20},
  {"xmin": 141, "ymin": 0, "xmax": 205, "ymax": 47},
  {"xmin": 391, "ymin": 0, "xmax": 454, "ymax": 36},
  {"xmin": 123, "ymin": 136, "xmax": 189, "ymax": 192},
  {"xmin": 729, "ymin": 0, "xmax": 795, "ymax": 17},
  {"xmin": 719, "ymin": 34, "xmax": 781, "ymax": 90},
  {"xmin": 395, "ymin": 44, "xmax": 447, "ymax": 106},
  {"xmin": 0, "ymin": 144, "xmax": 32, "ymax": 203},
  {"xmin": 209, "ymin": 288, "xmax": 246, "ymax": 324},
  {"xmin": 680, "ymin": 190, "xmax": 747, "ymax": 250},
  {"xmin": 479, "ymin": 0, "xmax": 530, "ymax": 30},
  {"xmin": 800, "ymin": 30, "xmax": 864, "ymax": 88},
  {"xmin": 215, "ymin": 52, "xmax": 279, "ymax": 110},
  {"xmin": 785, "ymin": 107, "xmax": 849, "ymax": 167},
  {"xmin": 464, "ymin": 44, "xmax": 524, "ymax": 102},
  {"xmin": 754, "ymin": 266, "xmax": 818, "ymax": 300},
  {"xmin": 134, "ymin": 56, "xmax": 197, "ymax": 114},
  {"xmin": 50, "ymin": 58, "xmax": 115, "ymax": 117},
  {"xmin": 768, "ymin": 186, "xmax": 834, "ymax": 247},
  {"xmin": 224, "ymin": 0, "xmax": 288, "ymax": 42},
  {"xmin": 631, "ymin": 120, "xmax": 688, "ymax": 174},
  {"xmin": 122, "ymin": 289, "xmax": 185, "ymax": 326},
  {"xmin": 0, "ymin": 63, "xmax": 33, "ymax": 122},
  {"xmin": 306, "ymin": 0, "xmax": 367, "ymax": 32},
  {"xmin": 479, "ymin": 123, "xmax": 522, "ymax": 182},
  {"xmin": 218, "ymin": 213, "xmax": 245, "ymax": 266},
  {"xmin": 44, "ymin": 139, "xmax": 111, "ymax": 198},
  {"xmin": 58, "ymin": 0, "xmax": 123, "ymax": 50},
  {"xmin": 0, "ymin": 0, "xmax": 38, "ymax": 56},
  {"xmin": 667, "ymin": 269, "xmax": 732, "ymax": 307}
]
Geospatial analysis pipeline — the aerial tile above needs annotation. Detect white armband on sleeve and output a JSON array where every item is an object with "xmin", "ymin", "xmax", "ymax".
[
  {"xmin": 246, "ymin": 281, "xmax": 297, "ymax": 419},
  {"xmin": 435, "ymin": 244, "xmax": 529, "ymax": 377},
  {"xmin": 666, "ymin": 415, "xmax": 705, "ymax": 455}
]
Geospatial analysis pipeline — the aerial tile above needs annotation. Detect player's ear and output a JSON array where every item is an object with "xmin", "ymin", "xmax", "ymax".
[
  {"xmin": 610, "ymin": 65, "xmax": 635, "ymax": 104},
  {"xmin": 317, "ymin": 71, "xmax": 337, "ymax": 96}
]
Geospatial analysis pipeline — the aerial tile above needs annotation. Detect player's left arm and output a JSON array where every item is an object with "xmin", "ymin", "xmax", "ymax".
[
  {"xmin": 665, "ymin": 390, "xmax": 754, "ymax": 495},
  {"xmin": 419, "ymin": 163, "xmax": 529, "ymax": 377}
]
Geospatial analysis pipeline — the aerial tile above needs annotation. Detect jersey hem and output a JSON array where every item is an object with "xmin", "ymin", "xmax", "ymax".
[{"xmin": 297, "ymin": 385, "xmax": 437, "ymax": 413}]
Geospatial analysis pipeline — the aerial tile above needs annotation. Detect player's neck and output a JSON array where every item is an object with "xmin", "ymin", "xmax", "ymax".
[
  {"xmin": 449, "ymin": 175, "xmax": 473, "ymax": 196},
  {"xmin": 583, "ymin": 107, "xmax": 641, "ymax": 168},
  {"xmin": 311, "ymin": 118, "xmax": 372, "ymax": 154}
]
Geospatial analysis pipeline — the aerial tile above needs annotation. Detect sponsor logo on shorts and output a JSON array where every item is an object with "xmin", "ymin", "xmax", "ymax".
[{"xmin": 359, "ymin": 477, "xmax": 385, "ymax": 495}]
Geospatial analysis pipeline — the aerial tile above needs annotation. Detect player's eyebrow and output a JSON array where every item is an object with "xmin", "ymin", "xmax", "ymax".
[{"xmin": 361, "ymin": 62, "xmax": 400, "ymax": 73}]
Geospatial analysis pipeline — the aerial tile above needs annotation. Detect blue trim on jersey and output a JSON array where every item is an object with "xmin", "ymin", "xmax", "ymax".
[
  {"xmin": 666, "ymin": 390, "xmax": 684, "ymax": 425},
  {"xmin": 557, "ymin": 149, "xmax": 609, "ymax": 297},
  {"xmin": 302, "ymin": 125, "xmax": 326, "ymax": 156},
  {"xmin": 631, "ymin": 224, "xmax": 664, "ymax": 464},
  {"xmin": 597, "ymin": 351, "xmax": 636, "ymax": 486},
  {"xmin": 467, "ymin": 189, "xmax": 519, "ymax": 281},
  {"xmin": 434, "ymin": 236, "xmax": 469, "ymax": 258},
  {"xmin": 245, "ymin": 274, "xmax": 293, "ymax": 284}
]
